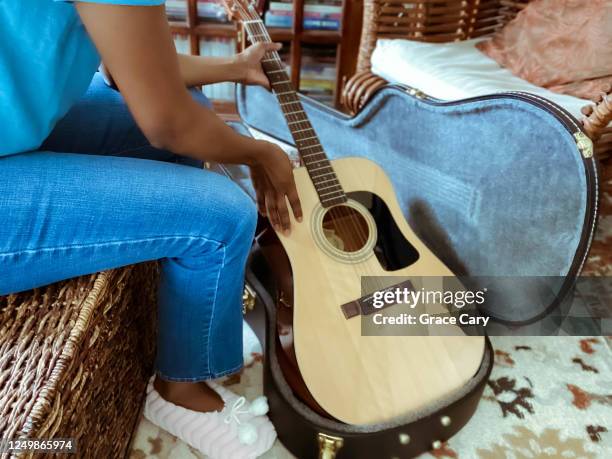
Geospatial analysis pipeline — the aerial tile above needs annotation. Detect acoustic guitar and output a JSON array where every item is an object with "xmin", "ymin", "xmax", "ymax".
[{"xmin": 226, "ymin": 0, "xmax": 485, "ymax": 425}]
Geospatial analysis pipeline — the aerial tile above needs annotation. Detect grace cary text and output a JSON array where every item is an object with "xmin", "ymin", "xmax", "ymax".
[{"xmin": 372, "ymin": 312, "xmax": 490, "ymax": 327}]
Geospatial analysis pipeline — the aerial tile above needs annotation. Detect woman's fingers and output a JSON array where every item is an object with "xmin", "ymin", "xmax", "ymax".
[
  {"xmin": 257, "ymin": 43, "xmax": 282, "ymax": 90},
  {"xmin": 254, "ymin": 183, "xmax": 266, "ymax": 216},
  {"xmin": 264, "ymin": 188, "xmax": 297, "ymax": 235},
  {"xmin": 257, "ymin": 142, "xmax": 302, "ymax": 233},
  {"xmin": 286, "ymin": 184, "xmax": 302, "ymax": 222},
  {"xmin": 272, "ymin": 155, "xmax": 302, "ymax": 224},
  {"xmin": 265, "ymin": 191, "xmax": 290, "ymax": 235},
  {"xmin": 250, "ymin": 168, "xmax": 267, "ymax": 216},
  {"xmin": 265, "ymin": 190, "xmax": 281, "ymax": 232},
  {"xmin": 276, "ymin": 194, "xmax": 291, "ymax": 235},
  {"xmin": 262, "ymin": 42, "xmax": 282, "ymax": 52}
]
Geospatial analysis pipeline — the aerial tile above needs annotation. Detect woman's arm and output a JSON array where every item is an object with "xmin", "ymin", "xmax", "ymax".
[
  {"xmin": 76, "ymin": 3, "xmax": 301, "ymax": 232},
  {"xmin": 101, "ymin": 47, "xmax": 279, "ymax": 89},
  {"xmin": 177, "ymin": 53, "xmax": 241, "ymax": 87},
  {"xmin": 177, "ymin": 43, "xmax": 279, "ymax": 88}
]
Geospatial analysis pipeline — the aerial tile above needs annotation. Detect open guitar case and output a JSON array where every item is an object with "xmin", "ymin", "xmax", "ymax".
[{"xmin": 217, "ymin": 84, "xmax": 600, "ymax": 458}]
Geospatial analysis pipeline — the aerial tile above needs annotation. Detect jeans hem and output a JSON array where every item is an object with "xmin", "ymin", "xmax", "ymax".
[{"xmin": 155, "ymin": 362, "xmax": 244, "ymax": 382}]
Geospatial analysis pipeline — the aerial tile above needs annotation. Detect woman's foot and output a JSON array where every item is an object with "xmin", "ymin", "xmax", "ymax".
[
  {"xmin": 153, "ymin": 376, "xmax": 225, "ymax": 413},
  {"xmin": 144, "ymin": 377, "xmax": 276, "ymax": 459}
]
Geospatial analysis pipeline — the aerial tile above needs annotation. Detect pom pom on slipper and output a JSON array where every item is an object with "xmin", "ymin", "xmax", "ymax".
[
  {"xmin": 238, "ymin": 423, "xmax": 258, "ymax": 445},
  {"xmin": 144, "ymin": 378, "xmax": 276, "ymax": 459},
  {"xmin": 248, "ymin": 396, "xmax": 269, "ymax": 416}
]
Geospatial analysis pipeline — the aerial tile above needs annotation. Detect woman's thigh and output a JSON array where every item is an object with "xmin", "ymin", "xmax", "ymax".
[
  {"xmin": 40, "ymin": 72, "xmax": 211, "ymax": 164},
  {"xmin": 0, "ymin": 150, "xmax": 256, "ymax": 295}
]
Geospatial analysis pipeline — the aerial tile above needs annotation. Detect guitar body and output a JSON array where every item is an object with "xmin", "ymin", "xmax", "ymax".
[
  {"xmin": 275, "ymin": 157, "xmax": 485, "ymax": 425},
  {"xmin": 225, "ymin": 5, "xmax": 485, "ymax": 426}
]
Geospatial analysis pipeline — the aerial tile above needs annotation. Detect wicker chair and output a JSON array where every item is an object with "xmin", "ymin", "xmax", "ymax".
[
  {"xmin": 341, "ymin": 0, "xmax": 612, "ymax": 168},
  {"xmin": 0, "ymin": 264, "xmax": 158, "ymax": 458}
]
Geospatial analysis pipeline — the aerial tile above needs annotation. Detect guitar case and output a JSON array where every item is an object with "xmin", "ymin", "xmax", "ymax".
[{"xmin": 220, "ymin": 83, "xmax": 599, "ymax": 458}]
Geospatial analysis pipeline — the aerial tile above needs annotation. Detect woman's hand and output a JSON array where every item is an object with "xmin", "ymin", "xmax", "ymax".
[
  {"xmin": 250, "ymin": 141, "xmax": 302, "ymax": 234},
  {"xmin": 235, "ymin": 43, "xmax": 282, "ymax": 90}
]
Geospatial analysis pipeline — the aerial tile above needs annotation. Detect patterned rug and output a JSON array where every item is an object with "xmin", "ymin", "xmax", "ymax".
[
  {"xmin": 131, "ymin": 188, "xmax": 612, "ymax": 459},
  {"xmin": 130, "ymin": 336, "xmax": 612, "ymax": 459}
]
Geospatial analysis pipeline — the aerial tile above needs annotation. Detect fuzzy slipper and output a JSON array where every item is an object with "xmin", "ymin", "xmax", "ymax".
[
  {"xmin": 243, "ymin": 320, "xmax": 262, "ymax": 366},
  {"xmin": 144, "ymin": 378, "xmax": 276, "ymax": 459}
]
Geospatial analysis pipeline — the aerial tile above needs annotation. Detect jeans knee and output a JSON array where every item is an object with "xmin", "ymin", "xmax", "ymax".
[
  {"xmin": 234, "ymin": 191, "xmax": 258, "ymax": 243},
  {"xmin": 223, "ymin": 181, "xmax": 257, "ymax": 247}
]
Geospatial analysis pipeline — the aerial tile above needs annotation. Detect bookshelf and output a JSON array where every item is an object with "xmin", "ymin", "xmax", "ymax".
[{"xmin": 167, "ymin": 0, "xmax": 363, "ymax": 114}]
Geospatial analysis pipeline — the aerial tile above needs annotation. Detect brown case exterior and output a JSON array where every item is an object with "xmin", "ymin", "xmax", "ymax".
[
  {"xmin": 221, "ymin": 75, "xmax": 599, "ymax": 453},
  {"xmin": 213, "ymin": 116, "xmax": 495, "ymax": 457},
  {"xmin": 245, "ymin": 246, "xmax": 493, "ymax": 459}
]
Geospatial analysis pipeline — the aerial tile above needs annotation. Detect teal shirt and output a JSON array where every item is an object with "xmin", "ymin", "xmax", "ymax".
[{"xmin": 0, "ymin": 0, "xmax": 164, "ymax": 156}]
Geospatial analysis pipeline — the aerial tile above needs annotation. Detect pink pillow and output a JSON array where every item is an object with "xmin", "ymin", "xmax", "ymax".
[
  {"xmin": 477, "ymin": 0, "xmax": 612, "ymax": 97},
  {"xmin": 549, "ymin": 76, "xmax": 612, "ymax": 101}
]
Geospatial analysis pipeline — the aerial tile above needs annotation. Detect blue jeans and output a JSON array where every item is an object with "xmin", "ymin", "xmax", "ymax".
[{"xmin": 0, "ymin": 74, "xmax": 257, "ymax": 381}]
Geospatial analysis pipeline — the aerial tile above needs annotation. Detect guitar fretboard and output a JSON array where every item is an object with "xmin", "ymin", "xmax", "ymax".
[{"xmin": 242, "ymin": 19, "xmax": 347, "ymax": 207}]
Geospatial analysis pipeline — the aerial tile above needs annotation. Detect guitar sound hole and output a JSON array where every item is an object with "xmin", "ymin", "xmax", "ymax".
[{"xmin": 322, "ymin": 205, "xmax": 370, "ymax": 253}]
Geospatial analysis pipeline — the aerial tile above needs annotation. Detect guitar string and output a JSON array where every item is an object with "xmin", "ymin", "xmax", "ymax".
[
  {"xmin": 239, "ymin": 5, "xmax": 382, "ymax": 291},
  {"xmin": 245, "ymin": 18, "xmax": 372, "ymax": 264},
  {"xmin": 242, "ymin": 15, "xmax": 372, "ymax": 251},
  {"xmin": 241, "ymin": 8, "xmax": 379, "ymax": 289}
]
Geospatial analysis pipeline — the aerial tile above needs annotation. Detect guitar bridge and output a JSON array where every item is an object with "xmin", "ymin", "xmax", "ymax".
[{"xmin": 340, "ymin": 280, "xmax": 414, "ymax": 319}]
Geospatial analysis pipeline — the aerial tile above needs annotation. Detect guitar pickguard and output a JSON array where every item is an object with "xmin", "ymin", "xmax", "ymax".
[{"xmin": 347, "ymin": 191, "xmax": 421, "ymax": 271}]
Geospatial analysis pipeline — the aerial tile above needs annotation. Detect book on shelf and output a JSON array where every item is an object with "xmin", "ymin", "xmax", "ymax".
[
  {"xmin": 300, "ymin": 46, "xmax": 336, "ymax": 105},
  {"xmin": 166, "ymin": 0, "xmax": 188, "ymax": 22},
  {"xmin": 199, "ymin": 37, "xmax": 238, "ymax": 101},
  {"xmin": 173, "ymin": 34, "xmax": 191, "ymax": 55},
  {"xmin": 197, "ymin": 0, "xmax": 230, "ymax": 23},
  {"xmin": 195, "ymin": 0, "xmax": 266, "ymax": 23},
  {"xmin": 303, "ymin": 18, "xmax": 341, "ymax": 30},
  {"xmin": 264, "ymin": 13, "xmax": 292, "ymax": 29},
  {"xmin": 265, "ymin": 0, "xmax": 342, "ymax": 30}
]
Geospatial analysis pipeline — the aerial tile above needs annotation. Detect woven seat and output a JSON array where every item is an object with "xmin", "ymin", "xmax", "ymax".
[{"xmin": 0, "ymin": 263, "xmax": 158, "ymax": 458}]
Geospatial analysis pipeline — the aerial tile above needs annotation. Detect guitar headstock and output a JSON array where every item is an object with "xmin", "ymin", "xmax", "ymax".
[{"xmin": 223, "ymin": 0, "xmax": 261, "ymax": 23}]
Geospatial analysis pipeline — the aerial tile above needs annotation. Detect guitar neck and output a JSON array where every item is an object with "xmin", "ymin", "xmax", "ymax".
[{"xmin": 241, "ymin": 19, "xmax": 346, "ymax": 207}]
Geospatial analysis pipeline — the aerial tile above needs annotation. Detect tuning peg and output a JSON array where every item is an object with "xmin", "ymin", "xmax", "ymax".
[{"xmin": 248, "ymin": 1, "xmax": 259, "ymax": 14}]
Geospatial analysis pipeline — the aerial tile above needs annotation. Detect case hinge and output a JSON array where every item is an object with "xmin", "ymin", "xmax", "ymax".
[
  {"xmin": 574, "ymin": 132, "xmax": 594, "ymax": 159},
  {"xmin": 406, "ymin": 87, "xmax": 425, "ymax": 100}
]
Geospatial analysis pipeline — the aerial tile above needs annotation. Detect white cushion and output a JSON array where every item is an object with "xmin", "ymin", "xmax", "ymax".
[{"xmin": 371, "ymin": 38, "xmax": 590, "ymax": 119}]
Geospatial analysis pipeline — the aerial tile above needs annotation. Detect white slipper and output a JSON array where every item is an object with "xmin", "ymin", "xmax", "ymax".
[
  {"xmin": 243, "ymin": 320, "xmax": 262, "ymax": 366},
  {"xmin": 144, "ymin": 378, "xmax": 276, "ymax": 459}
]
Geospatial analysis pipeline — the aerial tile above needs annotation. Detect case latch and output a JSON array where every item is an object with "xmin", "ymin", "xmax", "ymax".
[
  {"xmin": 318, "ymin": 433, "xmax": 344, "ymax": 459},
  {"xmin": 242, "ymin": 283, "xmax": 256, "ymax": 314},
  {"xmin": 574, "ymin": 132, "xmax": 594, "ymax": 159}
]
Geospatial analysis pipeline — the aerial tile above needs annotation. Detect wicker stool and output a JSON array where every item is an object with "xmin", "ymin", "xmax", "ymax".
[{"xmin": 0, "ymin": 263, "xmax": 158, "ymax": 458}]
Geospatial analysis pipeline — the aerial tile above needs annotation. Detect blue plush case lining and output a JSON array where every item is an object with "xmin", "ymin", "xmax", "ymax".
[{"xmin": 233, "ymin": 85, "xmax": 599, "ymax": 323}]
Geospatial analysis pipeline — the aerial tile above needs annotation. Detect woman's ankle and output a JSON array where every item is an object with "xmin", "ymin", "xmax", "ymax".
[{"xmin": 153, "ymin": 375, "xmax": 224, "ymax": 413}]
